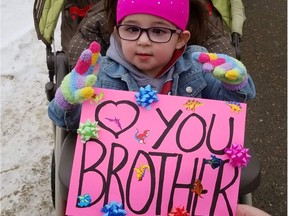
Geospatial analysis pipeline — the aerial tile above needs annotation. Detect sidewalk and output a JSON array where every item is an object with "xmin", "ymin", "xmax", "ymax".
[{"xmin": 241, "ymin": 0, "xmax": 287, "ymax": 215}]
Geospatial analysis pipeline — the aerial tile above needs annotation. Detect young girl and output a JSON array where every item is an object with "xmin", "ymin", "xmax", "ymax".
[{"xmin": 48, "ymin": 0, "xmax": 256, "ymax": 130}]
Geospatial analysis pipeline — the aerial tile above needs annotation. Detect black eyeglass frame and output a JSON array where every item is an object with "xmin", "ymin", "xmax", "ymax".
[{"xmin": 115, "ymin": 24, "xmax": 182, "ymax": 43}]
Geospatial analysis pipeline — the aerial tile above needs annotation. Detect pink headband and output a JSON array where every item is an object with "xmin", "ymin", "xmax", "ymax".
[{"xmin": 116, "ymin": 0, "xmax": 189, "ymax": 30}]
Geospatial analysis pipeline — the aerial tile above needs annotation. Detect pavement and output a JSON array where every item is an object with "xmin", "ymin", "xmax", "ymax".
[{"xmin": 240, "ymin": 0, "xmax": 287, "ymax": 215}]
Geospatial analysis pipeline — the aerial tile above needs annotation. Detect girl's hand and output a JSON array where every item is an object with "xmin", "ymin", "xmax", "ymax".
[
  {"xmin": 237, "ymin": 204, "xmax": 271, "ymax": 216},
  {"xmin": 54, "ymin": 41, "xmax": 101, "ymax": 110},
  {"xmin": 193, "ymin": 52, "xmax": 248, "ymax": 91}
]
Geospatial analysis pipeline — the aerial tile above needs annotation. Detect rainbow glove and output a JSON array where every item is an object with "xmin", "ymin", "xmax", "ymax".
[
  {"xmin": 55, "ymin": 41, "xmax": 101, "ymax": 110},
  {"xmin": 193, "ymin": 52, "xmax": 248, "ymax": 91}
]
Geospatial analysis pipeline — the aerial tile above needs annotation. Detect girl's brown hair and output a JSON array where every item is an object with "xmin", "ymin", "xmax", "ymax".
[
  {"xmin": 104, "ymin": 0, "xmax": 117, "ymax": 33},
  {"xmin": 187, "ymin": 0, "xmax": 208, "ymax": 45}
]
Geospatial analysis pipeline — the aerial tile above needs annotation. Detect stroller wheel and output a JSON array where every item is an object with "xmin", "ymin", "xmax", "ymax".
[{"xmin": 51, "ymin": 150, "xmax": 55, "ymax": 208}]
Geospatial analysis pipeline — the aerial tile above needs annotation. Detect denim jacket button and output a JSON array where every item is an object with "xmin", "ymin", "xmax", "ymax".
[{"xmin": 186, "ymin": 86, "xmax": 193, "ymax": 93}]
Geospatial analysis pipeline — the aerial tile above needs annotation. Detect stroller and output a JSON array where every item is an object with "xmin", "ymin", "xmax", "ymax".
[{"xmin": 33, "ymin": 0, "xmax": 261, "ymax": 215}]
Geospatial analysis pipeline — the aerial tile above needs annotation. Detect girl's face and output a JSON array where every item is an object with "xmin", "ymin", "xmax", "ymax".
[{"xmin": 116, "ymin": 14, "xmax": 189, "ymax": 77}]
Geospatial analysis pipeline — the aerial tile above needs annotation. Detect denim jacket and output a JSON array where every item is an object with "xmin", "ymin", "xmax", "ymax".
[{"xmin": 48, "ymin": 45, "xmax": 256, "ymax": 130}]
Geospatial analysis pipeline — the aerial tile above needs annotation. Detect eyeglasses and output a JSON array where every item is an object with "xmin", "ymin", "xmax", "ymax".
[{"xmin": 116, "ymin": 25, "xmax": 182, "ymax": 43}]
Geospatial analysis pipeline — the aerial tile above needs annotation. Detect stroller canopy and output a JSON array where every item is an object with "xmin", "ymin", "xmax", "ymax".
[{"xmin": 33, "ymin": 0, "xmax": 64, "ymax": 46}]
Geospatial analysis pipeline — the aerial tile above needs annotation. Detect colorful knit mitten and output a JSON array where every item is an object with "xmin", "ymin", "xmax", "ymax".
[
  {"xmin": 192, "ymin": 52, "xmax": 248, "ymax": 90},
  {"xmin": 55, "ymin": 41, "xmax": 101, "ymax": 110}
]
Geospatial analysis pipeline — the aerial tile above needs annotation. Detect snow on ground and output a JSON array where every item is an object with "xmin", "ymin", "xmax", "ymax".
[{"xmin": 1, "ymin": 1, "xmax": 61, "ymax": 215}]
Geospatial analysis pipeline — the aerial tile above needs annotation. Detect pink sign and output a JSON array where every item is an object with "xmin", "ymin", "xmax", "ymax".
[{"xmin": 66, "ymin": 87, "xmax": 247, "ymax": 216}]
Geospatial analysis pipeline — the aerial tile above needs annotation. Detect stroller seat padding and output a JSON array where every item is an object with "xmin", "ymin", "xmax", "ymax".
[
  {"xmin": 58, "ymin": 132, "xmax": 77, "ymax": 199},
  {"xmin": 238, "ymin": 140, "xmax": 261, "ymax": 196}
]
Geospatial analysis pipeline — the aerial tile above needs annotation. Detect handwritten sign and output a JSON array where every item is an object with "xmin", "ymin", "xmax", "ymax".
[{"xmin": 66, "ymin": 88, "xmax": 247, "ymax": 216}]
